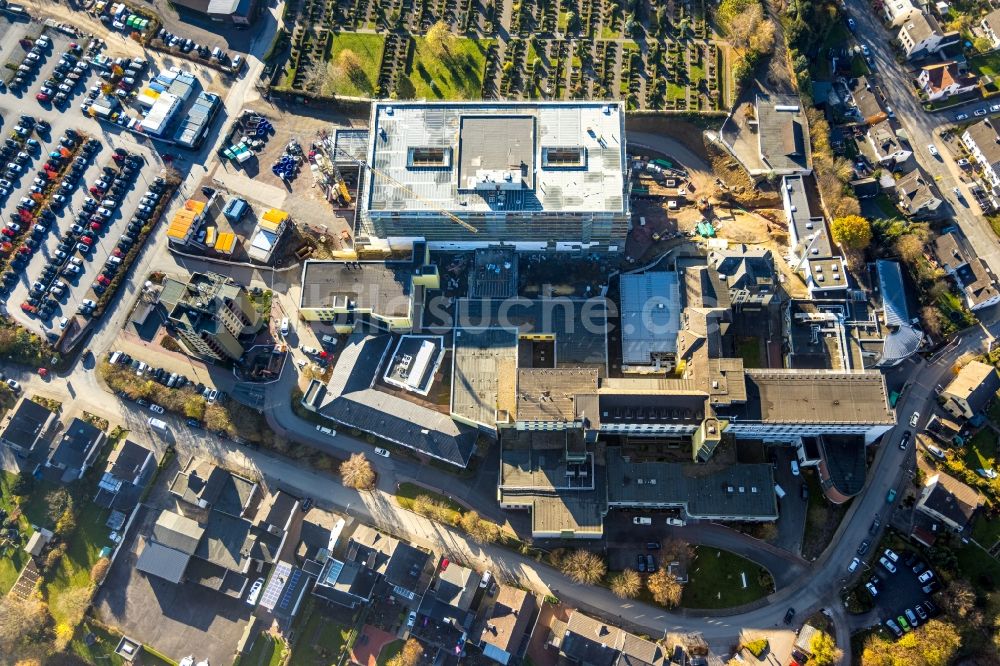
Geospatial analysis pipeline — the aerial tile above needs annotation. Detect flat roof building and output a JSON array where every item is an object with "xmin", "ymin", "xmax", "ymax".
[
  {"xmin": 360, "ymin": 101, "xmax": 629, "ymax": 251},
  {"xmin": 755, "ymin": 95, "xmax": 812, "ymax": 175},
  {"xmin": 619, "ymin": 271, "xmax": 681, "ymax": 367}
]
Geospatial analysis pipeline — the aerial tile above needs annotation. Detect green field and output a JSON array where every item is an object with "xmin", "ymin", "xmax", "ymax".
[
  {"xmin": 737, "ymin": 338, "xmax": 763, "ymax": 368},
  {"xmin": 681, "ymin": 546, "xmax": 774, "ymax": 609},
  {"xmin": 377, "ymin": 639, "xmax": 404, "ymax": 666},
  {"xmin": 47, "ymin": 498, "xmax": 115, "ymax": 625},
  {"xmin": 401, "ymin": 37, "xmax": 491, "ymax": 100},
  {"xmin": 964, "ymin": 428, "xmax": 997, "ymax": 472},
  {"xmin": 970, "ymin": 51, "xmax": 1000, "ymax": 79},
  {"xmin": 325, "ymin": 32, "xmax": 385, "ymax": 97},
  {"xmin": 236, "ymin": 633, "xmax": 286, "ymax": 666}
]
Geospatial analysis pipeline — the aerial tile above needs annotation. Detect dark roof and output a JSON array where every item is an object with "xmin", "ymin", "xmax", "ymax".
[
  {"xmin": 965, "ymin": 120, "xmax": 1000, "ymax": 167},
  {"xmin": 313, "ymin": 559, "xmax": 379, "ymax": 607},
  {"xmin": 818, "ymin": 435, "xmax": 867, "ymax": 497},
  {"xmin": 107, "ymin": 440, "xmax": 154, "ymax": 482},
  {"xmin": 136, "ymin": 541, "xmax": 191, "ymax": 584},
  {"xmin": 0, "ymin": 398, "xmax": 54, "ymax": 450},
  {"xmin": 48, "ymin": 417, "xmax": 104, "ymax": 471},
  {"xmin": 480, "ymin": 587, "xmax": 537, "ymax": 654},
  {"xmin": 316, "ymin": 333, "xmax": 477, "ymax": 467},
  {"xmin": 414, "ymin": 596, "xmax": 475, "ymax": 652},
  {"xmin": 920, "ymin": 473, "xmax": 981, "ymax": 528},
  {"xmin": 170, "ymin": 462, "xmax": 256, "ymax": 515},
  {"xmin": 152, "ymin": 511, "xmax": 204, "ymax": 554},
  {"xmin": 195, "ymin": 511, "xmax": 282, "ymax": 572}
]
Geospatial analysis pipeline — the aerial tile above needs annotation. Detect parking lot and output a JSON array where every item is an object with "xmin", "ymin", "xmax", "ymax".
[
  {"xmin": 866, "ymin": 547, "xmax": 941, "ymax": 637},
  {"xmin": 0, "ymin": 25, "xmax": 167, "ymax": 336}
]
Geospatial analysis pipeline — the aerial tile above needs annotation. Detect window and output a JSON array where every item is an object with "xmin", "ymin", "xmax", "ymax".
[
  {"xmin": 407, "ymin": 147, "xmax": 452, "ymax": 169},
  {"xmin": 542, "ymin": 146, "xmax": 586, "ymax": 168}
]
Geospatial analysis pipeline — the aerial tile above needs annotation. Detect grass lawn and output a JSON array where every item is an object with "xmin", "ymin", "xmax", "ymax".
[
  {"xmin": 324, "ymin": 32, "xmax": 385, "ymax": 97},
  {"xmin": 402, "ymin": 37, "xmax": 491, "ymax": 100},
  {"xmin": 667, "ymin": 82, "xmax": 686, "ymax": 102},
  {"xmin": 681, "ymin": 546, "xmax": 773, "ymax": 609},
  {"xmin": 963, "ymin": 428, "xmax": 997, "ymax": 472},
  {"xmin": 47, "ymin": 498, "xmax": 113, "ymax": 625},
  {"xmin": 955, "ymin": 541, "xmax": 1000, "ymax": 587},
  {"xmin": 802, "ymin": 469, "xmax": 852, "ymax": 560},
  {"xmin": 69, "ymin": 621, "xmax": 177, "ymax": 666},
  {"xmin": 737, "ymin": 337, "xmax": 763, "ymax": 368},
  {"xmin": 871, "ymin": 194, "xmax": 901, "ymax": 220},
  {"xmin": 973, "ymin": 513, "xmax": 1000, "ymax": 548},
  {"xmin": 395, "ymin": 482, "xmax": 464, "ymax": 519},
  {"xmin": 288, "ymin": 598, "xmax": 354, "ymax": 665},
  {"xmin": 690, "ymin": 62, "xmax": 705, "ymax": 87},
  {"xmin": 236, "ymin": 633, "xmax": 286, "ymax": 666},
  {"xmin": 850, "ymin": 55, "xmax": 870, "ymax": 77},
  {"xmin": 970, "ymin": 51, "xmax": 1000, "ymax": 78},
  {"xmin": 376, "ymin": 639, "xmax": 404, "ymax": 666}
]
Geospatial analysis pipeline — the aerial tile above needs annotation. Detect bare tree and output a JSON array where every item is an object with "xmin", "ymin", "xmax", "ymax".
[
  {"xmin": 647, "ymin": 569, "xmax": 683, "ymax": 607},
  {"xmin": 0, "ymin": 597, "xmax": 53, "ymax": 661},
  {"xmin": 340, "ymin": 453, "xmax": 376, "ymax": 490},
  {"xmin": 560, "ymin": 549, "xmax": 607, "ymax": 585},
  {"xmin": 609, "ymin": 569, "xmax": 642, "ymax": 598},
  {"xmin": 459, "ymin": 510, "xmax": 501, "ymax": 543}
]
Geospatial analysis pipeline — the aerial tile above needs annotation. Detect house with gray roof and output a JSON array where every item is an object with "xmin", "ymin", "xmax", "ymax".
[
  {"xmin": 983, "ymin": 8, "xmax": 1000, "ymax": 48},
  {"xmin": 898, "ymin": 12, "xmax": 953, "ymax": 59},
  {"xmin": 0, "ymin": 397, "xmax": 56, "ymax": 455},
  {"xmin": 895, "ymin": 169, "xmax": 942, "ymax": 217},
  {"xmin": 558, "ymin": 610, "xmax": 667, "ymax": 666},
  {"xmin": 45, "ymin": 417, "xmax": 106, "ymax": 481},
  {"xmin": 136, "ymin": 511, "xmax": 205, "ymax": 584},
  {"xmin": 875, "ymin": 260, "xmax": 922, "ymax": 367},
  {"xmin": 962, "ymin": 119, "xmax": 1000, "ymax": 202},
  {"xmin": 754, "ymin": 95, "xmax": 811, "ymax": 176},
  {"xmin": 95, "ymin": 439, "xmax": 157, "ymax": 510},
  {"xmin": 915, "ymin": 472, "xmax": 981, "ymax": 533}
]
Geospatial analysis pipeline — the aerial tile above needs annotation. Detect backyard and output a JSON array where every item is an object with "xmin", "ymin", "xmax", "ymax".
[
  {"xmin": 236, "ymin": 633, "xmax": 287, "ymax": 666},
  {"xmin": 964, "ymin": 428, "xmax": 997, "ymax": 472},
  {"xmin": 288, "ymin": 597, "xmax": 355, "ymax": 665},
  {"xmin": 681, "ymin": 546, "xmax": 774, "ymax": 609},
  {"xmin": 377, "ymin": 639, "xmax": 404, "ymax": 666},
  {"xmin": 970, "ymin": 51, "xmax": 1000, "ymax": 79}
]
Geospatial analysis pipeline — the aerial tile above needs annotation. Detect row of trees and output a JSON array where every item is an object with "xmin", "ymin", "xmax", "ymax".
[
  {"xmin": 555, "ymin": 546, "xmax": 686, "ymax": 608},
  {"xmin": 715, "ymin": 0, "xmax": 775, "ymax": 83}
]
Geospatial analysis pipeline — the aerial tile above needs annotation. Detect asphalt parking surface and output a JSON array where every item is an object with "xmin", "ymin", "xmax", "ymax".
[
  {"xmin": 868, "ymin": 548, "xmax": 940, "ymax": 633},
  {"xmin": 0, "ymin": 27, "xmax": 165, "ymax": 335}
]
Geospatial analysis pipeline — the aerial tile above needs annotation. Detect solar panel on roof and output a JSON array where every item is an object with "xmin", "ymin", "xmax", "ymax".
[
  {"xmin": 278, "ymin": 568, "xmax": 302, "ymax": 610},
  {"xmin": 259, "ymin": 561, "xmax": 291, "ymax": 611}
]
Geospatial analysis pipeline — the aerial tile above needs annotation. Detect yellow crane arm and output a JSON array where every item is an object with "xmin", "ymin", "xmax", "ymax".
[{"xmin": 328, "ymin": 145, "xmax": 478, "ymax": 234}]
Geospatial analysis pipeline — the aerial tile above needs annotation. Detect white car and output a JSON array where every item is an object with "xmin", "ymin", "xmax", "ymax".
[
  {"xmin": 6, "ymin": 379, "xmax": 20, "ymax": 392},
  {"xmin": 374, "ymin": 447, "xmax": 390, "ymax": 458},
  {"xmin": 790, "ymin": 460, "xmax": 800, "ymax": 476},
  {"xmin": 406, "ymin": 611, "xmax": 417, "ymax": 628},
  {"xmin": 246, "ymin": 577, "xmax": 264, "ymax": 605},
  {"xmin": 665, "ymin": 517, "xmax": 686, "ymax": 527},
  {"xmin": 633, "ymin": 516, "xmax": 652, "ymax": 525},
  {"xmin": 280, "ymin": 317, "xmax": 290, "ymax": 336},
  {"xmin": 865, "ymin": 582, "xmax": 878, "ymax": 596},
  {"xmin": 879, "ymin": 557, "xmax": 896, "ymax": 573},
  {"xmin": 909, "ymin": 411, "xmax": 920, "ymax": 427},
  {"xmin": 149, "ymin": 403, "xmax": 164, "ymax": 414},
  {"xmin": 58, "ymin": 317, "xmax": 68, "ymax": 329},
  {"xmin": 918, "ymin": 569, "xmax": 934, "ymax": 583},
  {"xmin": 991, "ymin": 104, "xmax": 1000, "ymax": 113},
  {"xmin": 975, "ymin": 108, "xmax": 988, "ymax": 117},
  {"xmin": 927, "ymin": 144, "xmax": 938, "ymax": 156},
  {"xmin": 884, "ymin": 548, "xmax": 899, "ymax": 563},
  {"xmin": 861, "ymin": 44, "xmax": 869, "ymax": 55},
  {"xmin": 848, "ymin": 557, "xmax": 860, "ymax": 572},
  {"xmin": 302, "ymin": 345, "xmax": 319, "ymax": 355}
]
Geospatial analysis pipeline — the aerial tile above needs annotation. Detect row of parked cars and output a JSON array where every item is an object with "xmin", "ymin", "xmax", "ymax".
[
  {"xmin": 36, "ymin": 44, "xmax": 89, "ymax": 107},
  {"xmin": 7, "ymin": 34, "xmax": 53, "ymax": 93},
  {"xmin": 109, "ymin": 349, "xmax": 221, "ymax": 404},
  {"xmin": 154, "ymin": 28, "xmax": 243, "ymax": 71}
]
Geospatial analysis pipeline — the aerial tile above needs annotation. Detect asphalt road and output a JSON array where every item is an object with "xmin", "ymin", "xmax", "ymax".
[{"xmin": 844, "ymin": 0, "xmax": 1000, "ymax": 277}]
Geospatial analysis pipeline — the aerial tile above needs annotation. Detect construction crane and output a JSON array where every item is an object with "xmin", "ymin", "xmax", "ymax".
[{"xmin": 328, "ymin": 145, "xmax": 479, "ymax": 234}]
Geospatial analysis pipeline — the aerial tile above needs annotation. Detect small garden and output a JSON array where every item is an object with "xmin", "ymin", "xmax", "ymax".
[{"xmin": 681, "ymin": 545, "xmax": 773, "ymax": 609}]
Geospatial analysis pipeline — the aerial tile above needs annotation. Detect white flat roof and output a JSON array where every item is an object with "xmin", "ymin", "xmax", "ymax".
[{"xmin": 364, "ymin": 101, "xmax": 627, "ymax": 216}]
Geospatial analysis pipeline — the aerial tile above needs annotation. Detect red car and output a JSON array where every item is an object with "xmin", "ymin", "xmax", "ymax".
[
  {"xmin": 80, "ymin": 236, "xmax": 93, "ymax": 245},
  {"xmin": 1, "ymin": 228, "xmax": 15, "ymax": 238},
  {"xmin": 112, "ymin": 248, "xmax": 124, "ymax": 257},
  {"xmin": 89, "ymin": 186, "xmax": 104, "ymax": 196},
  {"xmin": 96, "ymin": 275, "xmax": 111, "ymax": 286},
  {"xmin": 112, "ymin": 153, "xmax": 125, "ymax": 163},
  {"xmin": 36, "ymin": 92, "xmax": 50, "ymax": 102},
  {"xmin": 21, "ymin": 302, "xmax": 36, "ymax": 313},
  {"xmin": 90, "ymin": 222, "xmax": 102, "ymax": 231},
  {"xmin": 18, "ymin": 245, "xmax": 31, "ymax": 254}
]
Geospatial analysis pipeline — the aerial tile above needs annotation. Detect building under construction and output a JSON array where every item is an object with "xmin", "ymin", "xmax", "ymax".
[{"xmin": 342, "ymin": 101, "xmax": 629, "ymax": 252}]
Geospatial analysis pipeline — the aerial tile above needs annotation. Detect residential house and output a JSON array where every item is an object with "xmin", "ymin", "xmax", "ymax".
[
  {"xmin": 479, "ymin": 587, "xmax": 538, "ymax": 665},
  {"xmin": 45, "ymin": 417, "xmax": 106, "ymax": 481},
  {"xmin": 95, "ymin": 439, "xmax": 157, "ymax": 510},
  {"xmin": 940, "ymin": 360, "xmax": 1000, "ymax": 419},
  {"xmin": 962, "ymin": 119, "xmax": 1000, "ymax": 197},
  {"xmin": 555, "ymin": 610, "xmax": 668, "ymax": 665},
  {"xmin": 312, "ymin": 558, "xmax": 380, "ymax": 608},
  {"xmin": 982, "ymin": 8, "xmax": 1000, "ymax": 49},
  {"xmin": 346, "ymin": 524, "xmax": 431, "ymax": 600},
  {"xmin": 895, "ymin": 169, "xmax": 942, "ymax": 217},
  {"xmin": 932, "ymin": 231, "xmax": 1000, "ymax": 310},
  {"xmin": 850, "ymin": 177, "xmax": 881, "ymax": 199},
  {"xmin": 0, "ymin": 397, "xmax": 56, "ymax": 455},
  {"xmin": 412, "ymin": 560, "xmax": 482, "ymax": 658},
  {"xmin": 884, "ymin": 0, "xmax": 921, "ymax": 27},
  {"xmin": 866, "ymin": 120, "xmax": 913, "ymax": 165},
  {"xmin": 707, "ymin": 244, "xmax": 776, "ymax": 307},
  {"xmin": 847, "ymin": 77, "xmax": 887, "ymax": 126},
  {"xmin": 898, "ymin": 13, "xmax": 951, "ymax": 60},
  {"xmin": 915, "ymin": 472, "xmax": 981, "ymax": 534},
  {"xmin": 917, "ymin": 62, "xmax": 978, "ymax": 101}
]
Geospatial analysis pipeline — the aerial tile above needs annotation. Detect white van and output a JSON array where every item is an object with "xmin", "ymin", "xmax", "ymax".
[
  {"xmin": 632, "ymin": 517, "xmax": 652, "ymax": 525},
  {"xmin": 148, "ymin": 417, "xmax": 167, "ymax": 431},
  {"xmin": 211, "ymin": 46, "xmax": 223, "ymax": 60},
  {"xmin": 774, "ymin": 484, "xmax": 787, "ymax": 499}
]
